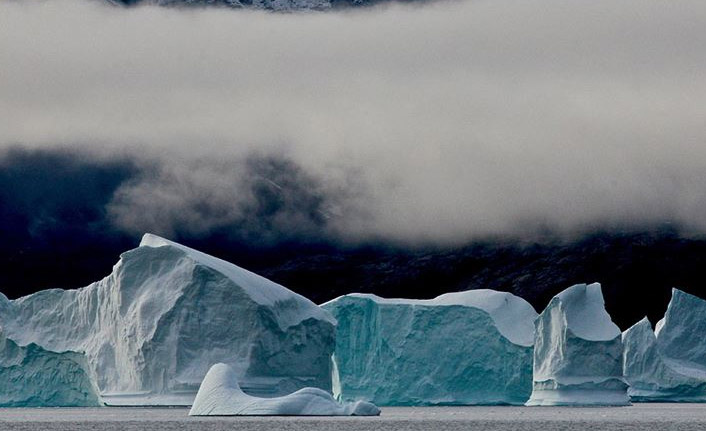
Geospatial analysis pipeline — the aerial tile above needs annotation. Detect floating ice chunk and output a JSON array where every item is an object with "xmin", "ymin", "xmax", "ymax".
[
  {"xmin": 526, "ymin": 283, "xmax": 629, "ymax": 406},
  {"xmin": 623, "ymin": 289, "xmax": 706, "ymax": 402},
  {"xmin": 189, "ymin": 363, "xmax": 380, "ymax": 416},
  {"xmin": 0, "ymin": 328, "xmax": 101, "ymax": 407},
  {"xmin": 0, "ymin": 234, "xmax": 335, "ymax": 405},
  {"xmin": 322, "ymin": 290, "xmax": 537, "ymax": 405}
]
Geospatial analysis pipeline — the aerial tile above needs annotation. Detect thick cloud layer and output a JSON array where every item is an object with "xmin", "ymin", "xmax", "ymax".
[{"xmin": 2, "ymin": 0, "xmax": 706, "ymax": 244}]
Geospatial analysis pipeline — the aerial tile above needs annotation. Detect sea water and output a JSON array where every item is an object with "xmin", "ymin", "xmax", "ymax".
[{"xmin": 0, "ymin": 405, "xmax": 705, "ymax": 430}]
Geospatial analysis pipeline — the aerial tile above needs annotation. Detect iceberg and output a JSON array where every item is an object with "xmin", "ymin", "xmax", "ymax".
[
  {"xmin": 623, "ymin": 289, "xmax": 706, "ymax": 402},
  {"xmin": 526, "ymin": 283, "xmax": 629, "ymax": 406},
  {"xmin": 0, "ymin": 328, "xmax": 101, "ymax": 407},
  {"xmin": 655, "ymin": 289, "xmax": 706, "ymax": 366},
  {"xmin": 189, "ymin": 363, "xmax": 380, "ymax": 416},
  {"xmin": 322, "ymin": 290, "xmax": 537, "ymax": 406},
  {"xmin": 0, "ymin": 234, "xmax": 335, "ymax": 406}
]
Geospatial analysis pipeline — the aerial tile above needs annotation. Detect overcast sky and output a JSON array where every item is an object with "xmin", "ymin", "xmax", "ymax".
[{"xmin": 2, "ymin": 0, "xmax": 706, "ymax": 245}]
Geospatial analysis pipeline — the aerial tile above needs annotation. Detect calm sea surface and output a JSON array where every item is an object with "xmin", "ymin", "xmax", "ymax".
[{"xmin": 0, "ymin": 404, "xmax": 705, "ymax": 430}]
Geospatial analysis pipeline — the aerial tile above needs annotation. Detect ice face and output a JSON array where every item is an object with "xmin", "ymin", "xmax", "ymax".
[
  {"xmin": 526, "ymin": 283, "xmax": 629, "ymax": 406},
  {"xmin": 623, "ymin": 290, "xmax": 706, "ymax": 402},
  {"xmin": 338, "ymin": 290, "xmax": 537, "ymax": 346},
  {"xmin": 322, "ymin": 290, "xmax": 537, "ymax": 406},
  {"xmin": 189, "ymin": 363, "xmax": 380, "ymax": 416},
  {"xmin": 0, "ymin": 234, "xmax": 335, "ymax": 406},
  {"xmin": 656, "ymin": 289, "xmax": 706, "ymax": 366},
  {"xmin": 0, "ymin": 329, "xmax": 101, "ymax": 407}
]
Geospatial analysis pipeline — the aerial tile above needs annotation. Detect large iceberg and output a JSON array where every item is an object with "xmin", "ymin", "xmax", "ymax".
[
  {"xmin": 189, "ymin": 363, "xmax": 380, "ymax": 416},
  {"xmin": 322, "ymin": 290, "xmax": 537, "ymax": 406},
  {"xmin": 0, "ymin": 234, "xmax": 335, "ymax": 405},
  {"xmin": 623, "ymin": 289, "xmax": 706, "ymax": 401},
  {"xmin": 526, "ymin": 283, "xmax": 629, "ymax": 406},
  {"xmin": 0, "ymin": 328, "xmax": 101, "ymax": 407}
]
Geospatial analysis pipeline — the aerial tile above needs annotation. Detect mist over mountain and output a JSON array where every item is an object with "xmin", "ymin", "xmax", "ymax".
[{"xmin": 2, "ymin": 147, "xmax": 706, "ymax": 330}]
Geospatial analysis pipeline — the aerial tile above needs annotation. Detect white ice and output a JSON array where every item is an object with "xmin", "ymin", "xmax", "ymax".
[
  {"xmin": 623, "ymin": 289, "xmax": 706, "ymax": 402},
  {"xmin": 322, "ymin": 290, "xmax": 537, "ymax": 405},
  {"xmin": 0, "ymin": 328, "xmax": 101, "ymax": 407},
  {"xmin": 526, "ymin": 283, "xmax": 629, "ymax": 406},
  {"xmin": 0, "ymin": 234, "xmax": 335, "ymax": 406},
  {"xmin": 339, "ymin": 289, "xmax": 536, "ymax": 346},
  {"xmin": 189, "ymin": 363, "xmax": 380, "ymax": 416}
]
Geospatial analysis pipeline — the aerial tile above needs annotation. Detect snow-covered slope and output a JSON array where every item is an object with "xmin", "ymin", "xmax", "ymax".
[
  {"xmin": 0, "ymin": 329, "xmax": 101, "ymax": 407},
  {"xmin": 0, "ymin": 234, "xmax": 335, "ymax": 405},
  {"xmin": 526, "ymin": 283, "xmax": 629, "ymax": 406},
  {"xmin": 189, "ymin": 363, "xmax": 380, "ymax": 416},
  {"xmin": 322, "ymin": 290, "xmax": 537, "ymax": 405},
  {"xmin": 623, "ymin": 289, "xmax": 706, "ymax": 402}
]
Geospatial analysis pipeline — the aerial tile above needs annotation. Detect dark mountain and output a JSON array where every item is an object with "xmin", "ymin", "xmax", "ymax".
[
  {"xmin": 228, "ymin": 230, "xmax": 706, "ymax": 330},
  {"xmin": 1, "ymin": 147, "xmax": 705, "ymax": 330}
]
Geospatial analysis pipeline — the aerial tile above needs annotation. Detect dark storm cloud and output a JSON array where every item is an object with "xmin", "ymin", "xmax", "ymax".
[{"xmin": 2, "ymin": 0, "xmax": 706, "ymax": 245}]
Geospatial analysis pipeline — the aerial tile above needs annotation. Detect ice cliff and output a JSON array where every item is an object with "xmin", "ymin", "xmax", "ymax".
[
  {"xmin": 0, "ymin": 328, "xmax": 101, "ymax": 407},
  {"xmin": 322, "ymin": 290, "xmax": 537, "ymax": 405},
  {"xmin": 526, "ymin": 283, "xmax": 629, "ymax": 406},
  {"xmin": 0, "ymin": 234, "xmax": 335, "ymax": 405},
  {"xmin": 623, "ymin": 289, "xmax": 706, "ymax": 401},
  {"xmin": 189, "ymin": 363, "xmax": 380, "ymax": 415}
]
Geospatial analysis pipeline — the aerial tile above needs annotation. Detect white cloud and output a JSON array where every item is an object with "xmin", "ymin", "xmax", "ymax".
[{"xmin": 2, "ymin": 0, "xmax": 706, "ymax": 243}]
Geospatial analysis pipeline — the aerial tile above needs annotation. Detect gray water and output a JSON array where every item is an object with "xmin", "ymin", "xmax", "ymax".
[{"xmin": 1, "ymin": 404, "xmax": 705, "ymax": 430}]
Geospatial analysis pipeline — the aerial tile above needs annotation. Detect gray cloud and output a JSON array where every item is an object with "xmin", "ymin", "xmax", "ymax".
[
  {"xmin": 106, "ymin": 152, "xmax": 351, "ymax": 241},
  {"xmin": 2, "ymin": 0, "xmax": 706, "ymax": 244}
]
